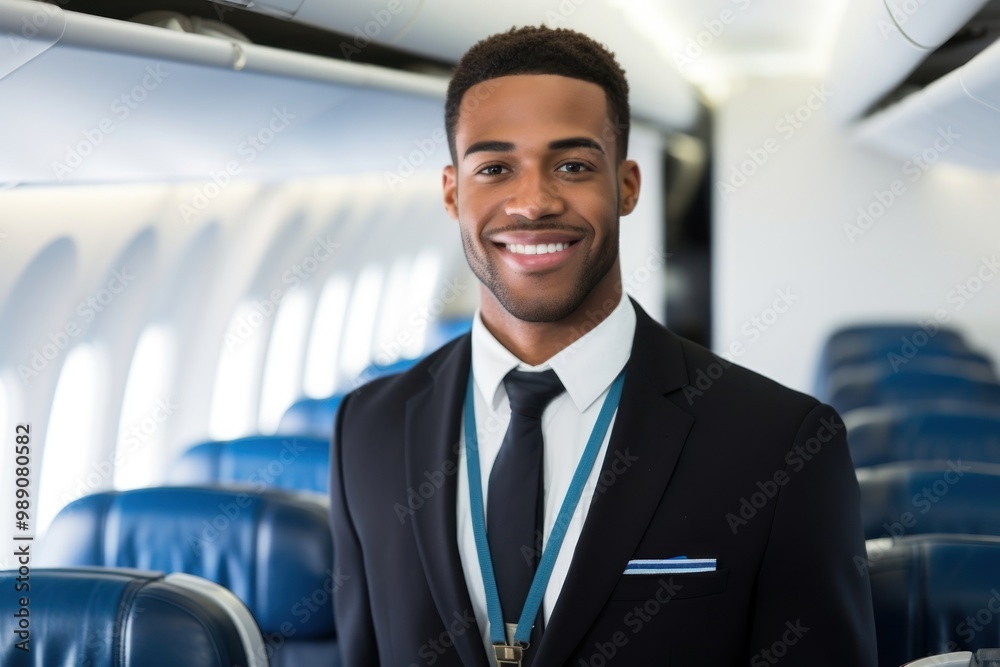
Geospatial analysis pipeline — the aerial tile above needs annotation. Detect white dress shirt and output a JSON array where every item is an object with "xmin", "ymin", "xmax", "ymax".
[{"xmin": 456, "ymin": 295, "xmax": 637, "ymax": 660}]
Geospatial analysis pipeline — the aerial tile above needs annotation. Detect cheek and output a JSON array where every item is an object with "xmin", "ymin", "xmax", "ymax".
[
  {"xmin": 458, "ymin": 191, "xmax": 497, "ymax": 230},
  {"xmin": 577, "ymin": 194, "xmax": 617, "ymax": 234}
]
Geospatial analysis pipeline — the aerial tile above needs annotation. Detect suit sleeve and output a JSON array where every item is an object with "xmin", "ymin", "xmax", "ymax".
[
  {"xmin": 329, "ymin": 392, "xmax": 381, "ymax": 666},
  {"xmin": 748, "ymin": 403, "xmax": 878, "ymax": 666}
]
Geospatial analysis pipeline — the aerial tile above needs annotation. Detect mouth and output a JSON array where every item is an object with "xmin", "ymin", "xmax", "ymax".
[
  {"xmin": 499, "ymin": 240, "xmax": 577, "ymax": 255},
  {"xmin": 490, "ymin": 234, "xmax": 582, "ymax": 271}
]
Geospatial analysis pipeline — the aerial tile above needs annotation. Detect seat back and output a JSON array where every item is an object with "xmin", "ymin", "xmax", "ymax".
[
  {"xmin": 858, "ymin": 461, "xmax": 1000, "ymax": 540},
  {"xmin": 276, "ymin": 394, "xmax": 343, "ymax": 438},
  {"xmin": 816, "ymin": 324, "xmax": 970, "ymax": 394},
  {"xmin": 169, "ymin": 435, "xmax": 330, "ymax": 493},
  {"xmin": 0, "ymin": 567, "xmax": 267, "ymax": 667},
  {"xmin": 354, "ymin": 356, "xmax": 421, "ymax": 386},
  {"xmin": 830, "ymin": 373, "xmax": 1000, "ymax": 415},
  {"xmin": 423, "ymin": 316, "xmax": 472, "ymax": 352},
  {"xmin": 868, "ymin": 534, "xmax": 1000, "ymax": 667},
  {"xmin": 846, "ymin": 405, "xmax": 1000, "ymax": 467},
  {"xmin": 39, "ymin": 487, "xmax": 337, "ymax": 666},
  {"xmin": 822, "ymin": 355, "xmax": 997, "ymax": 402},
  {"xmin": 820, "ymin": 323, "xmax": 966, "ymax": 365},
  {"xmin": 277, "ymin": 356, "xmax": 429, "ymax": 438}
]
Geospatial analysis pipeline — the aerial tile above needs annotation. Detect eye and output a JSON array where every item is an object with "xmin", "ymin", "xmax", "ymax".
[
  {"xmin": 477, "ymin": 164, "xmax": 509, "ymax": 176},
  {"xmin": 557, "ymin": 162, "xmax": 590, "ymax": 174}
]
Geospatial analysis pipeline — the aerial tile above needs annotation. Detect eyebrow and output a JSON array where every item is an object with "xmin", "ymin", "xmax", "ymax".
[
  {"xmin": 464, "ymin": 141, "xmax": 514, "ymax": 158},
  {"xmin": 463, "ymin": 137, "xmax": 605, "ymax": 159},
  {"xmin": 548, "ymin": 137, "xmax": 605, "ymax": 154}
]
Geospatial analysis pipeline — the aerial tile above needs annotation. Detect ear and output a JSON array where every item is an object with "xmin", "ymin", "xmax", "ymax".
[
  {"xmin": 442, "ymin": 164, "xmax": 459, "ymax": 220},
  {"xmin": 618, "ymin": 159, "xmax": 641, "ymax": 216}
]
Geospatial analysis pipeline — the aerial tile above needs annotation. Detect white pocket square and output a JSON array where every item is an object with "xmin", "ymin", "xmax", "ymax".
[{"xmin": 623, "ymin": 557, "xmax": 717, "ymax": 575}]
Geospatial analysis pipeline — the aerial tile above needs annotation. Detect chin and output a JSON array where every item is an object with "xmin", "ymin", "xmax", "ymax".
[{"xmin": 494, "ymin": 288, "xmax": 588, "ymax": 323}]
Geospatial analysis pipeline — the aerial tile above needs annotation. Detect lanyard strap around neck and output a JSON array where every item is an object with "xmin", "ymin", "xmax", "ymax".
[{"xmin": 464, "ymin": 368, "xmax": 626, "ymax": 648}]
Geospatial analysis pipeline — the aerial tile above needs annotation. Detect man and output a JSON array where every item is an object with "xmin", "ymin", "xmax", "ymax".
[{"xmin": 330, "ymin": 26, "xmax": 877, "ymax": 666}]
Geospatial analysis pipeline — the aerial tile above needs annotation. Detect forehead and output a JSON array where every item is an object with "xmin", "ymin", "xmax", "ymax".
[{"xmin": 455, "ymin": 74, "xmax": 613, "ymax": 153}]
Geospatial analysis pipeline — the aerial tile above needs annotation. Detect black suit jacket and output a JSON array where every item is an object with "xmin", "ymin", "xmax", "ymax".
[{"xmin": 330, "ymin": 301, "xmax": 878, "ymax": 666}]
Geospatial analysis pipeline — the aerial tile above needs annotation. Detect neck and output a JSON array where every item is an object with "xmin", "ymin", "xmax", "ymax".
[{"xmin": 479, "ymin": 270, "xmax": 624, "ymax": 366}]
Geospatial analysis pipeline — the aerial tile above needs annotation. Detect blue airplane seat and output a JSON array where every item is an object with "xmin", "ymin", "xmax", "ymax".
[
  {"xmin": 815, "ymin": 323, "xmax": 970, "ymax": 394},
  {"xmin": 168, "ymin": 435, "xmax": 330, "ymax": 494},
  {"xmin": 0, "ymin": 567, "xmax": 268, "ymax": 666},
  {"xmin": 276, "ymin": 393, "xmax": 344, "ymax": 439},
  {"xmin": 355, "ymin": 355, "xmax": 421, "ymax": 385},
  {"xmin": 818, "ymin": 347, "xmax": 996, "ymax": 399},
  {"xmin": 39, "ymin": 487, "xmax": 339, "ymax": 667},
  {"xmin": 819, "ymin": 355, "xmax": 997, "ymax": 403},
  {"xmin": 819, "ymin": 323, "xmax": 968, "ymax": 367},
  {"xmin": 830, "ymin": 372, "xmax": 1000, "ymax": 416},
  {"xmin": 277, "ymin": 357, "xmax": 423, "ymax": 439},
  {"xmin": 868, "ymin": 534, "xmax": 1000, "ymax": 667},
  {"xmin": 423, "ymin": 315, "xmax": 473, "ymax": 352},
  {"xmin": 858, "ymin": 461, "xmax": 1000, "ymax": 540},
  {"xmin": 846, "ymin": 405, "xmax": 1000, "ymax": 467}
]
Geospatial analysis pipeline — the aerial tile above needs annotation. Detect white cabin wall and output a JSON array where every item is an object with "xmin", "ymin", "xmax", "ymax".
[
  {"xmin": 713, "ymin": 76, "xmax": 1000, "ymax": 394},
  {"xmin": 620, "ymin": 124, "xmax": 668, "ymax": 323}
]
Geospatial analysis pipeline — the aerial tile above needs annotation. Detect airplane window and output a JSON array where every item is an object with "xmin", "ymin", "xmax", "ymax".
[
  {"xmin": 340, "ymin": 265, "xmax": 385, "ymax": 381},
  {"xmin": 38, "ymin": 343, "xmax": 104, "ymax": 537},
  {"xmin": 208, "ymin": 302, "xmax": 267, "ymax": 440},
  {"xmin": 258, "ymin": 286, "xmax": 311, "ymax": 433},
  {"xmin": 114, "ymin": 324, "xmax": 176, "ymax": 490},
  {"xmin": 373, "ymin": 257, "xmax": 413, "ymax": 366},
  {"xmin": 303, "ymin": 275, "xmax": 351, "ymax": 398},
  {"xmin": 404, "ymin": 250, "xmax": 444, "ymax": 358}
]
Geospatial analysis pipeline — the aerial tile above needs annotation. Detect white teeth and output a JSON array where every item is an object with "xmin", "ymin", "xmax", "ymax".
[{"xmin": 505, "ymin": 242, "xmax": 569, "ymax": 255}]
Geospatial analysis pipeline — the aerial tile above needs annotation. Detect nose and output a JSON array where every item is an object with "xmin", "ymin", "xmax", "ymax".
[{"xmin": 503, "ymin": 168, "xmax": 567, "ymax": 220}]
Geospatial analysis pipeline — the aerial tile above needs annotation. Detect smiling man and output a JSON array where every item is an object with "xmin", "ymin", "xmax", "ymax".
[{"xmin": 330, "ymin": 26, "xmax": 877, "ymax": 667}]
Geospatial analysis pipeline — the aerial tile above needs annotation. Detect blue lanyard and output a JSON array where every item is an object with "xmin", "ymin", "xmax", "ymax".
[{"xmin": 463, "ymin": 368, "xmax": 626, "ymax": 649}]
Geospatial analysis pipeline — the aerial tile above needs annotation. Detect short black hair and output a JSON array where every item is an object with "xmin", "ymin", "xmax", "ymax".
[{"xmin": 445, "ymin": 25, "xmax": 630, "ymax": 164}]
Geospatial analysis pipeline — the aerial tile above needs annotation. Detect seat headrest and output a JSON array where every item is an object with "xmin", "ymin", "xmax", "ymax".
[
  {"xmin": 276, "ymin": 395, "xmax": 343, "ymax": 439},
  {"xmin": 821, "ymin": 324, "xmax": 967, "ymax": 365},
  {"xmin": 831, "ymin": 373, "xmax": 1000, "ymax": 415},
  {"xmin": 847, "ymin": 405, "xmax": 1000, "ymax": 467},
  {"xmin": 39, "ymin": 487, "xmax": 334, "ymax": 638},
  {"xmin": 169, "ymin": 436, "xmax": 331, "ymax": 493},
  {"xmin": 0, "ymin": 567, "xmax": 267, "ymax": 667},
  {"xmin": 858, "ymin": 461, "xmax": 1000, "ymax": 539}
]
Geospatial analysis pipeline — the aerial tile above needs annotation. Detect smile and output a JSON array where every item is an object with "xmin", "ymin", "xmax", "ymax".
[
  {"xmin": 493, "ymin": 238, "xmax": 580, "ymax": 271},
  {"xmin": 505, "ymin": 242, "xmax": 571, "ymax": 255}
]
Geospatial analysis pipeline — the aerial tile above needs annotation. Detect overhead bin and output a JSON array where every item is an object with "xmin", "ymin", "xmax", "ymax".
[
  {"xmin": 853, "ymin": 38, "xmax": 1000, "ymax": 170},
  {"xmin": 0, "ymin": 0, "xmax": 443, "ymax": 185},
  {"xmin": 207, "ymin": 0, "xmax": 701, "ymax": 132},
  {"xmin": 825, "ymin": 0, "xmax": 989, "ymax": 123},
  {"xmin": 824, "ymin": 0, "xmax": 1000, "ymax": 170}
]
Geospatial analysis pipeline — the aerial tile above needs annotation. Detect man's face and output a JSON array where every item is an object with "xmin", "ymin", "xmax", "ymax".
[{"xmin": 443, "ymin": 74, "xmax": 640, "ymax": 323}]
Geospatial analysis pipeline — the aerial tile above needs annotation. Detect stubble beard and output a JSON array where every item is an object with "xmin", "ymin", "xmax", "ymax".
[{"xmin": 460, "ymin": 220, "xmax": 619, "ymax": 323}]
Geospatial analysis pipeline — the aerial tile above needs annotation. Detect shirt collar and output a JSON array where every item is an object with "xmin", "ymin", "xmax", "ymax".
[{"xmin": 471, "ymin": 295, "xmax": 636, "ymax": 413}]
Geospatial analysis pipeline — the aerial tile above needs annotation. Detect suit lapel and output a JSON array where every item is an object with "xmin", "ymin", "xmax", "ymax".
[
  {"xmin": 533, "ymin": 302, "xmax": 695, "ymax": 666},
  {"xmin": 405, "ymin": 335, "xmax": 491, "ymax": 667}
]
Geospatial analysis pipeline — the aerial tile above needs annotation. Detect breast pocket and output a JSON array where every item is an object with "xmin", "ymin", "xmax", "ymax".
[{"xmin": 608, "ymin": 568, "xmax": 729, "ymax": 602}]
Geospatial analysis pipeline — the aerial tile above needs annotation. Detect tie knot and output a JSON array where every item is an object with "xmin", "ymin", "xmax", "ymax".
[{"xmin": 503, "ymin": 369, "xmax": 565, "ymax": 419}]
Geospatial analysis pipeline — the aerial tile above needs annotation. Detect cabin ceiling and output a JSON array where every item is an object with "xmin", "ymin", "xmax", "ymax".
[{"xmin": 612, "ymin": 0, "xmax": 849, "ymax": 93}]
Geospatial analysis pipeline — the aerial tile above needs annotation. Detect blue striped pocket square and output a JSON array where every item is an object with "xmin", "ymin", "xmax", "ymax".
[{"xmin": 623, "ymin": 557, "xmax": 717, "ymax": 575}]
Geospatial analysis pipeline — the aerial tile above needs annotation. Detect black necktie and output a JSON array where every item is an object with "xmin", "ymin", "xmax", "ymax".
[{"xmin": 487, "ymin": 368, "xmax": 565, "ymax": 658}]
